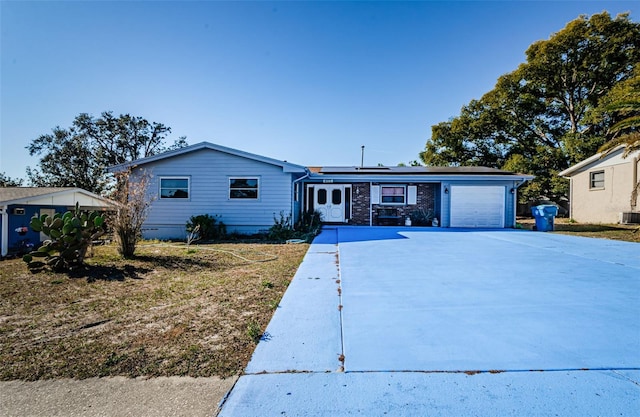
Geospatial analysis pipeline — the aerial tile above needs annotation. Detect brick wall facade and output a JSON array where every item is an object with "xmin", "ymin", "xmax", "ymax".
[
  {"xmin": 306, "ymin": 182, "xmax": 439, "ymax": 226},
  {"xmin": 370, "ymin": 183, "xmax": 437, "ymax": 226},
  {"xmin": 350, "ymin": 183, "xmax": 371, "ymax": 225},
  {"xmin": 348, "ymin": 182, "xmax": 438, "ymax": 226}
]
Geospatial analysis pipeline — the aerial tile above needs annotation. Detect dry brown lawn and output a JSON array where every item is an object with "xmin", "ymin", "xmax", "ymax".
[
  {"xmin": 0, "ymin": 241, "xmax": 308, "ymax": 381},
  {"xmin": 518, "ymin": 217, "xmax": 640, "ymax": 242},
  {"xmin": 3, "ymin": 220, "xmax": 637, "ymax": 382}
]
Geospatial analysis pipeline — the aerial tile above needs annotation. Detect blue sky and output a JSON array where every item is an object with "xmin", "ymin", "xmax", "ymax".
[{"xmin": 1, "ymin": 1, "xmax": 637, "ymax": 181}]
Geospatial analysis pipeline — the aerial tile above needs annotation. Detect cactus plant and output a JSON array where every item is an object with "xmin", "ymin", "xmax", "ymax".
[{"xmin": 23, "ymin": 203, "xmax": 107, "ymax": 272}]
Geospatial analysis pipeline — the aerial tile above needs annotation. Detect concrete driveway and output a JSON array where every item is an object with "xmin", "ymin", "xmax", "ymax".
[{"xmin": 218, "ymin": 227, "xmax": 640, "ymax": 416}]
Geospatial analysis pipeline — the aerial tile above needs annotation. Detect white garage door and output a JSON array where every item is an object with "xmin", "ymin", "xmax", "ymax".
[{"xmin": 450, "ymin": 186, "xmax": 505, "ymax": 228}]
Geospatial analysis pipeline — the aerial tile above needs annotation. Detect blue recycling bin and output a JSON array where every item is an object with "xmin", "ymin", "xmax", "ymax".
[{"xmin": 531, "ymin": 205, "xmax": 558, "ymax": 232}]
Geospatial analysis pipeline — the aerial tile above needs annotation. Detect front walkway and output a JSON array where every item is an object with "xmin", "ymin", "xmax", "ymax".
[{"xmin": 219, "ymin": 227, "xmax": 640, "ymax": 416}]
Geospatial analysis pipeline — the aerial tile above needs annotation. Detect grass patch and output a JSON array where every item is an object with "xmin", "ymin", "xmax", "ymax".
[
  {"xmin": 0, "ymin": 241, "xmax": 308, "ymax": 380},
  {"xmin": 246, "ymin": 321, "xmax": 262, "ymax": 344},
  {"xmin": 517, "ymin": 218, "xmax": 640, "ymax": 242}
]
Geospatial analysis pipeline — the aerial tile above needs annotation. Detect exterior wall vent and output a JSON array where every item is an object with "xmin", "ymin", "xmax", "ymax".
[
  {"xmin": 13, "ymin": 208, "xmax": 26, "ymax": 215},
  {"xmin": 620, "ymin": 212, "xmax": 640, "ymax": 224}
]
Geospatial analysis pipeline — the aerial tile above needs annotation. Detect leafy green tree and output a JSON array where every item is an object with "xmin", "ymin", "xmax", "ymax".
[
  {"xmin": 26, "ymin": 125, "xmax": 106, "ymax": 192},
  {"xmin": 0, "ymin": 172, "xmax": 23, "ymax": 187},
  {"xmin": 397, "ymin": 161, "xmax": 423, "ymax": 167},
  {"xmin": 420, "ymin": 12, "xmax": 640, "ymax": 201},
  {"xmin": 597, "ymin": 64, "xmax": 640, "ymax": 156},
  {"xmin": 27, "ymin": 112, "xmax": 187, "ymax": 194},
  {"xmin": 596, "ymin": 65, "xmax": 640, "ymax": 209}
]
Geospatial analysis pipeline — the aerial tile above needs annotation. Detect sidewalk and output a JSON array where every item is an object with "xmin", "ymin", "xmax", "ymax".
[{"xmin": 0, "ymin": 376, "xmax": 236, "ymax": 417}]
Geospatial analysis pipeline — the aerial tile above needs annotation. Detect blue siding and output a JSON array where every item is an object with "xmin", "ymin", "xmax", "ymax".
[
  {"xmin": 3, "ymin": 205, "xmax": 68, "ymax": 254},
  {"xmin": 135, "ymin": 148, "xmax": 299, "ymax": 239}
]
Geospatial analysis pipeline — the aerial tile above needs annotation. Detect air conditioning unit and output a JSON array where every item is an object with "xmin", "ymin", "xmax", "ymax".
[
  {"xmin": 13, "ymin": 208, "xmax": 25, "ymax": 215},
  {"xmin": 620, "ymin": 212, "xmax": 640, "ymax": 224}
]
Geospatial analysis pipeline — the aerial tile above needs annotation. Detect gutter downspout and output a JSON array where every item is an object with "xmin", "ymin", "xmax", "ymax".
[
  {"xmin": 569, "ymin": 175, "xmax": 573, "ymax": 219},
  {"xmin": 632, "ymin": 156, "xmax": 639, "ymax": 211},
  {"xmin": 1, "ymin": 206, "xmax": 8, "ymax": 257},
  {"xmin": 369, "ymin": 182, "xmax": 373, "ymax": 226},
  {"xmin": 513, "ymin": 177, "xmax": 533, "ymax": 224},
  {"xmin": 512, "ymin": 182, "xmax": 518, "ymax": 227},
  {"xmin": 292, "ymin": 170, "xmax": 310, "ymax": 223}
]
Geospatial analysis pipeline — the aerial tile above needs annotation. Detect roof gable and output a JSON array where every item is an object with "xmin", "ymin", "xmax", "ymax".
[
  {"xmin": 108, "ymin": 141, "xmax": 307, "ymax": 174},
  {"xmin": 559, "ymin": 147, "xmax": 640, "ymax": 177}
]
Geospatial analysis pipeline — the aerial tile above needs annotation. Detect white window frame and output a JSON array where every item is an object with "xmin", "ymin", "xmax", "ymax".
[
  {"xmin": 380, "ymin": 185, "xmax": 406, "ymax": 205},
  {"xmin": 589, "ymin": 170, "xmax": 605, "ymax": 189},
  {"xmin": 229, "ymin": 177, "xmax": 260, "ymax": 200},
  {"xmin": 159, "ymin": 176, "xmax": 190, "ymax": 199}
]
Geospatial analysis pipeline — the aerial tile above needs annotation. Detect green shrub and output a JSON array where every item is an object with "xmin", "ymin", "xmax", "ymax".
[
  {"xmin": 295, "ymin": 209, "xmax": 322, "ymax": 235},
  {"xmin": 246, "ymin": 321, "xmax": 262, "ymax": 344},
  {"xmin": 186, "ymin": 214, "xmax": 226, "ymax": 242},
  {"xmin": 268, "ymin": 212, "xmax": 295, "ymax": 242},
  {"xmin": 268, "ymin": 210, "xmax": 323, "ymax": 242},
  {"xmin": 410, "ymin": 208, "xmax": 434, "ymax": 226}
]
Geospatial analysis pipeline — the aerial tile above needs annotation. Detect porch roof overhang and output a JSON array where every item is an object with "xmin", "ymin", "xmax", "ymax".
[{"xmin": 305, "ymin": 172, "xmax": 534, "ymax": 185}]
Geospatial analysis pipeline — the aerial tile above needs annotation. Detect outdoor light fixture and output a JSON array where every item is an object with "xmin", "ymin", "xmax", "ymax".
[
  {"xmin": 510, "ymin": 188, "xmax": 516, "ymax": 194},
  {"xmin": 444, "ymin": 187, "xmax": 449, "ymax": 194}
]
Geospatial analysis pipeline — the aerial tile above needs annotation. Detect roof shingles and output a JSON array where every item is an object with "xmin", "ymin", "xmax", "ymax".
[{"xmin": 0, "ymin": 187, "xmax": 76, "ymax": 204}]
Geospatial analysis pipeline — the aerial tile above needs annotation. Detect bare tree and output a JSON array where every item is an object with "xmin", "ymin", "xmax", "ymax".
[{"xmin": 112, "ymin": 169, "xmax": 153, "ymax": 258}]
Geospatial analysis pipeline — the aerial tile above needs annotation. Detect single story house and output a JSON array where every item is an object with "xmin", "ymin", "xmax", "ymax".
[
  {"xmin": 559, "ymin": 146, "xmax": 640, "ymax": 223},
  {"xmin": 108, "ymin": 142, "xmax": 308, "ymax": 239},
  {"xmin": 110, "ymin": 141, "xmax": 533, "ymax": 239},
  {"xmin": 0, "ymin": 187, "xmax": 115, "ymax": 257},
  {"xmin": 305, "ymin": 166, "xmax": 532, "ymax": 228}
]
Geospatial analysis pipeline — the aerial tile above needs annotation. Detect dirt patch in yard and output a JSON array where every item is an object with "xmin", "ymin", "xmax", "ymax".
[{"xmin": 0, "ymin": 242, "xmax": 308, "ymax": 380}]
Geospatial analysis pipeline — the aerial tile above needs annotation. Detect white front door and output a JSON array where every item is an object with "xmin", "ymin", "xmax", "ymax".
[{"xmin": 314, "ymin": 185, "xmax": 346, "ymax": 222}]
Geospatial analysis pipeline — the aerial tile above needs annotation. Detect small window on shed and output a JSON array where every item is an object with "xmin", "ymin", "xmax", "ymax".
[{"xmin": 590, "ymin": 171, "xmax": 604, "ymax": 189}]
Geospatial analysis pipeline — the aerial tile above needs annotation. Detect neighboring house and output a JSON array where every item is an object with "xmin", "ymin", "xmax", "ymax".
[
  {"xmin": 0, "ymin": 187, "xmax": 115, "ymax": 257},
  {"xmin": 108, "ymin": 142, "xmax": 308, "ymax": 239},
  {"xmin": 559, "ymin": 147, "xmax": 640, "ymax": 223},
  {"xmin": 110, "ymin": 141, "xmax": 533, "ymax": 240}
]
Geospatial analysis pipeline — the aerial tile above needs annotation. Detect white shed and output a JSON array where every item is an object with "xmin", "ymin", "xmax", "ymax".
[{"xmin": 0, "ymin": 187, "xmax": 115, "ymax": 257}]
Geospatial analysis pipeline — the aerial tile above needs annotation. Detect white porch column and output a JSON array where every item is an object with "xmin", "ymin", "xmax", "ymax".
[{"xmin": 1, "ymin": 206, "xmax": 9, "ymax": 257}]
